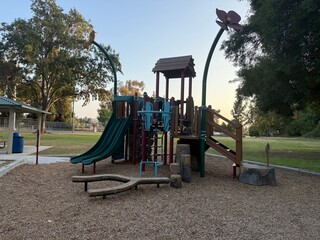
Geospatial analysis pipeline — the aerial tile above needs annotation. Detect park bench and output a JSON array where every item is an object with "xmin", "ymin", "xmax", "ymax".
[{"xmin": 72, "ymin": 174, "xmax": 170, "ymax": 199}]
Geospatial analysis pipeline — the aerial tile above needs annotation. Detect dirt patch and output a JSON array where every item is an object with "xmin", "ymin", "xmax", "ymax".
[{"xmin": 0, "ymin": 156, "xmax": 319, "ymax": 239}]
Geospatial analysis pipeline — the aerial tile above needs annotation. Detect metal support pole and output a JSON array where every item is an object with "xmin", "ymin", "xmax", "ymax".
[
  {"xmin": 132, "ymin": 93, "xmax": 138, "ymax": 164},
  {"xmin": 200, "ymin": 28, "xmax": 225, "ymax": 177},
  {"xmin": 36, "ymin": 130, "xmax": 39, "ymax": 165},
  {"xmin": 169, "ymin": 97, "xmax": 175, "ymax": 164},
  {"xmin": 92, "ymin": 41, "xmax": 118, "ymax": 96},
  {"xmin": 72, "ymin": 99, "xmax": 75, "ymax": 133}
]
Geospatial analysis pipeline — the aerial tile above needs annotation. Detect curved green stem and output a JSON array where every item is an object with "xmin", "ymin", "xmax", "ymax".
[
  {"xmin": 92, "ymin": 41, "xmax": 118, "ymax": 96},
  {"xmin": 200, "ymin": 28, "xmax": 225, "ymax": 177}
]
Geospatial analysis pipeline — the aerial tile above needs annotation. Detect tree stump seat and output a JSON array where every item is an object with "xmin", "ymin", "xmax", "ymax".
[{"xmin": 239, "ymin": 163, "xmax": 277, "ymax": 186}]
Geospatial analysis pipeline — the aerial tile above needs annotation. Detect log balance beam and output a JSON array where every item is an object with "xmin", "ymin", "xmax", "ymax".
[{"xmin": 72, "ymin": 174, "xmax": 170, "ymax": 199}]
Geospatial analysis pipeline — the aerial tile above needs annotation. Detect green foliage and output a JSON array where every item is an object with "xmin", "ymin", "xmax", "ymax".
[
  {"xmin": 304, "ymin": 121, "xmax": 320, "ymax": 138},
  {"xmin": 0, "ymin": 0, "xmax": 121, "ymax": 127},
  {"xmin": 248, "ymin": 126, "xmax": 260, "ymax": 137},
  {"xmin": 0, "ymin": 60, "xmax": 21, "ymax": 98},
  {"xmin": 96, "ymin": 79, "xmax": 145, "ymax": 123},
  {"xmin": 97, "ymin": 108, "xmax": 112, "ymax": 124},
  {"xmin": 286, "ymin": 106, "xmax": 320, "ymax": 136},
  {"xmin": 231, "ymin": 92, "xmax": 254, "ymax": 126},
  {"xmin": 248, "ymin": 110, "xmax": 288, "ymax": 136},
  {"xmin": 222, "ymin": 0, "xmax": 320, "ymax": 117},
  {"xmin": 118, "ymin": 80, "xmax": 145, "ymax": 96},
  {"xmin": 47, "ymin": 97, "xmax": 73, "ymax": 122}
]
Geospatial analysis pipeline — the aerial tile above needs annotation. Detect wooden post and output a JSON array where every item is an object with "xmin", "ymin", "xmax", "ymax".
[
  {"xmin": 188, "ymin": 76, "xmax": 192, "ymax": 98},
  {"xmin": 265, "ymin": 143, "xmax": 270, "ymax": 166},
  {"xmin": 156, "ymin": 71, "xmax": 160, "ymax": 98},
  {"xmin": 180, "ymin": 71, "xmax": 185, "ymax": 133},
  {"xmin": 175, "ymin": 144, "xmax": 190, "ymax": 164},
  {"xmin": 169, "ymin": 163, "xmax": 180, "ymax": 175},
  {"xmin": 170, "ymin": 174, "xmax": 182, "ymax": 188},
  {"xmin": 7, "ymin": 108, "xmax": 16, "ymax": 154},
  {"xmin": 206, "ymin": 106, "xmax": 213, "ymax": 136},
  {"xmin": 235, "ymin": 124, "xmax": 242, "ymax": 166},
  {"xmin": 180, "ymin": 154, "xmax": 191, "ymax": 183},
  {"xmin": 165, "ymin": 76, "xmax": 169, "ymax": 100}
]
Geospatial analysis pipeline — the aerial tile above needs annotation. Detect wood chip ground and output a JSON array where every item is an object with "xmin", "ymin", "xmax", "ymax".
[{"xmin": 0, "ymin": 156, "xmax": 319, "ymax": 239}]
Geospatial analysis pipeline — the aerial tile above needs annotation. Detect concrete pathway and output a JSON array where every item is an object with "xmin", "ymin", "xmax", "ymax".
[{"xmin": 0, "ymin": 146, "xmax": 70, "ymax": 177}]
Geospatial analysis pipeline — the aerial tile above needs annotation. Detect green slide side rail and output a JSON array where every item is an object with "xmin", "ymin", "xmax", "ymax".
[
  {"xmin": 70, "ymin": 96, "xmax": 134, "ymax": 164},
  {"xmin": 70, "ymin": 113, "xmax": 117, "ymax": 164},
  {"xmin": 81, "ymin": 115, "xmax": 132, "ymax": 165}
]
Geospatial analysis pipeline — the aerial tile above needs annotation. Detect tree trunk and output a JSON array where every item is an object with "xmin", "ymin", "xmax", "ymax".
[{"xmin": 41, "ymin": 113, "xmax": 47, "ymax": 133}]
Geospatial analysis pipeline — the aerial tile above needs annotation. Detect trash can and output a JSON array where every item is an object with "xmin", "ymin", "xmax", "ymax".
[{"xmin": 12, "ymin": 132, "xmax": 24, "ymax": 153}]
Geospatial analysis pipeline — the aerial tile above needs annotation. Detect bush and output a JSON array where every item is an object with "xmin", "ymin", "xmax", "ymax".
[
  {"xmin": 285, "ymin": 108, "xmax": 320, "ymax": 136},
  {"xmin": 304, "ymin": 121, "xmax": 320, "ymax": 138},
  {"xmin": 249, "ymin": 126, "xmax": 260, "ymax": 137}
]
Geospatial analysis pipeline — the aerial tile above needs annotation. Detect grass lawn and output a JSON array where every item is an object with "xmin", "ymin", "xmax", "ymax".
[
  {"xmin": 20, "ymin": 131, "xmax": 320, "ymax": 173},
  {"xmin": 207, "ymin": 136, "xmax": 320, "ymax": 173},
  {"xmin": 22, "ymin": 131, "xmax": 101, "ymax": 156}
]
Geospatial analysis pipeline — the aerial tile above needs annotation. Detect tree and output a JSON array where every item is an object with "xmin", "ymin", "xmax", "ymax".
[
  {"xmin": 285, "ymin": 105, "xmax": 320, "ymax": 136},
  {"xmin": 118, "ymin": 80, "xmax": 145, "ymax": 96},
  {"xmin": 222, "ymin": 0, "xmax": 320, "ymax": 117},
  {"xmin": 97, "ymin": 80, "xmax": 145, "ymax": 123},
  {"xmin": 48, "ymin": 97, "xmax": 73, "ymax": 122},
  {"xmin": 248, "ymin": 110, "xmax": 288, "ymax": 136},
  {"xmin": 0, "ymin": 0, "xmax": 121, "ymax": 132},
  {"xmin": 231, "ymin": 90, "xmax": 255, "ymax": 126},
  {"xmin": 97, "ymin": 107, "xmax": 112, "ymax": 124}
]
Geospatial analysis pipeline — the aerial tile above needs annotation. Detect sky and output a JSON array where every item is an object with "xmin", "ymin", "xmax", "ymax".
[{"xmin": 1, "ymin": 0, "xmax": 250, "ymax": 119}]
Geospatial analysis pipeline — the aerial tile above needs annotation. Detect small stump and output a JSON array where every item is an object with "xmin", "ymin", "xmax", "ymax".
[
  {"xmin": 170, "ymin": 163, "xmax": 180, "ymax": 175},
  {"xmin": 180, "ymin": 154, "xmax": 191, "ymax": 183},
  {"xmin": 239, "ymin": 163, "xmax": 277, "ymax": 186},
  {"xmin": 175, "ymin": 144, "xmax": 190, "ymax": 164},
  {"xmin": 170, "ymin": 174, "xmax": 182, "ymax": 188}
]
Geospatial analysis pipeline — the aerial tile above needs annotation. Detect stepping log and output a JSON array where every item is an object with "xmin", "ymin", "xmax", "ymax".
[
  {"xmin": 239, "ymin": 163, "xmax": 277, "ymax": 186},
  {"xmin": 72, "ymin": 174, "xmax": 170, "ymax": 199},
  {"xmin": 169, "ymin": 163, "xmax": 180, "ymax": 175},
  {"xmin": 180, "ymin": 154, "xmax": 191, "ymax": 183},
  {"xmin": 72, "ymin": 174, "xmax": 131, "ymax": 191},
  {"xmin": 175, "ymin": 144, "xmax": 190, "ymax": 165},
  {"xmin": 170, "ymin": 174, "xmax": 182, "ymax": 188}
]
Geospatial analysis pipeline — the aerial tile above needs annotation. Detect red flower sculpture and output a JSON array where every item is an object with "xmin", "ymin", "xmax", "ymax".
[{"xmin": 216, "ymin": 8, "xmax": 243, "ymax": 32}]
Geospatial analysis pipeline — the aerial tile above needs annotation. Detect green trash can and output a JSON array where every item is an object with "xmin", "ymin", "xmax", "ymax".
[{"xmin": 12, "ymin": 132, "xmax": 24, "ymax": 153}]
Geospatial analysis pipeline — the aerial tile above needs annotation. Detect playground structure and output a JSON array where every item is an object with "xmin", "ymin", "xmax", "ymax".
[
  {"xmin": 70, "ymin": 55, "xmax": 243, "ymax": 177},
  {"xmin": 71, "ymin": 9, "xmax": 243, "ymax": 177}
]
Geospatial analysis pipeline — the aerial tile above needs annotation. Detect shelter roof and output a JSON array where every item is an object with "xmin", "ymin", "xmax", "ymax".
[
  {"xmin": 152, "ymin": 55, "xmax": 196, "ymax": 78},
  {"xmin": 0, "ymin": 96, "xmax": 50, "ymax": 114}
]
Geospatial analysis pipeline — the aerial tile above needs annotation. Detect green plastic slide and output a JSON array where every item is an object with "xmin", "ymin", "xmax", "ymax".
[{"xmin": 70, "ymin": 96, "xmax": 134, "ymax": 165}]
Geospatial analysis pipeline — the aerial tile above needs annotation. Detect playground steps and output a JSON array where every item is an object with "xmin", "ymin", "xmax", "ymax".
[
  {"xmin": 72, "ymin": 174, "xmax": 170, "ymax": 199},
  {"xmin": 206, "ymin": 137, "xmax": 236, "ymax": 163}
]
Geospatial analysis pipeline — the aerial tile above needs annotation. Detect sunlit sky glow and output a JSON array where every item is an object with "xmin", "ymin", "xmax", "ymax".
[{"xmin": 2, "ymin": 0, "xmax": 250, "ymax": 119}]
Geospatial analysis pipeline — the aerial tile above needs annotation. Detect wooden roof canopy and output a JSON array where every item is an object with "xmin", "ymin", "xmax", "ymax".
[{"xmin": 152, "ymin": 55, "xmax": 196, "ymax": 79}]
